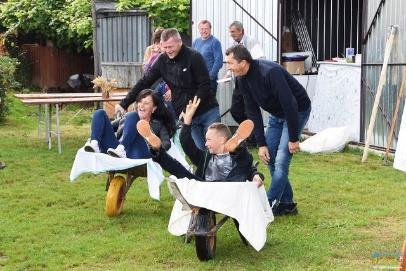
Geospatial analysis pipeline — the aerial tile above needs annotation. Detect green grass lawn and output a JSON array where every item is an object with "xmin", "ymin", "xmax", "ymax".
[{"xmin": 0, "ymin": 95, "xmax": 405, "ymax": 270}]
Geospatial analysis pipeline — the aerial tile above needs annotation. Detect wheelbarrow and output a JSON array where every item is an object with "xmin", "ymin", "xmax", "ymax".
[
  {"xmin": 167, "ymin": 178, "xmax": 249, "ymax": 261},
  {"xmin": 105, "ymin": 164, "xmax": 147, "ymax": 217},
  {"xmin": 70, "ymin": 144, "xmax": 167, "ymax": 217}
]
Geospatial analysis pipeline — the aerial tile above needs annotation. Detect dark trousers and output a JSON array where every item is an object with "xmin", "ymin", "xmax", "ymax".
[
  {"xmin": 152, "ymin": 149, "xmax": 204, "ymax": 181},
  {"xmin": 230, "ymin": 83, "xmax": 257, "ymax": 145},
  {"xmin": 90, "ymin": 110, "xmax": 150, "ymax": 159},
  {"xmin": 230, "ymin": 83, "xmax": 247, "ymax": 124}
]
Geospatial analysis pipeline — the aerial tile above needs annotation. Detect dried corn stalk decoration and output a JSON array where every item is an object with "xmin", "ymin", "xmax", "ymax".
[{"xmin": 92, "ymin": 76, "xmax": 117, "ymax": 98}]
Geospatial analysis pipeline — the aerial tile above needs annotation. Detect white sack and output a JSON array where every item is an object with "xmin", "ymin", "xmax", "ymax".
[{"xmin": 299, "ymin": 126, "xmax": 351, "ymax": 154}]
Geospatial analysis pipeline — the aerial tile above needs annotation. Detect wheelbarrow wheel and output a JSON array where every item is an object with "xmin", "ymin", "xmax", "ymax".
[
  {"xmin": 195, "ymin": 210, "xmax": 216, "ymax": 261},
  {"xmin": 105, "ymin": 176, "xmax": 126, "ymax": 217}
]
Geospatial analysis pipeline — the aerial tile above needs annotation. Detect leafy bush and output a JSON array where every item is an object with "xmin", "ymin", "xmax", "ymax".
[
  {"xmin": 0, "ymin": 0, "xmax": 190, "ymax": 52},
  {"xmin": 0, "ymin": 0, "xmax": 92, "ymax": 52},
  {"xmin": 0, "ymin": 55, "xmax": 20, "ymax": 122},
  {"xmin": 117, "ymin": 0, "xmax": 190, "ymax": 33},
  {"xmin": 3, "ymin": 34, "xmax": 31, "ymax": 87}
]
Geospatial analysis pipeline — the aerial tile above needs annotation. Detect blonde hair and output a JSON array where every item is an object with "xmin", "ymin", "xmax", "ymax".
[{"xmin": 208, "ymin": 123, "xmax": 232, "ymax": 140}]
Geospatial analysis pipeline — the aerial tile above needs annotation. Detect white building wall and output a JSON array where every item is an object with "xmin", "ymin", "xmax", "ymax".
[{"xmin": 191, "ymin": 0, "xmax": 279, "ymax": 126}]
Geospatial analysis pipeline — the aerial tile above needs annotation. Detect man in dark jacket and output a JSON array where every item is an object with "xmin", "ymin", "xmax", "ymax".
[
  {"xmin": 136, "ymin": 97, "xmax": 264, "ymax": 187},
  {"xmin": 116, "ymin": 28, "xmax": 220, "ymax": 150},
  {"xmin": 225, "ymin": 45, "xmax": 311, "ymax": 216}
]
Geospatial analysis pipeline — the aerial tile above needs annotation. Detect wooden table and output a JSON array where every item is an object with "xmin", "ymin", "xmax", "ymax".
[{"xmin": 14, "ymin": 92, "xmax": 127, "ymax": 154}]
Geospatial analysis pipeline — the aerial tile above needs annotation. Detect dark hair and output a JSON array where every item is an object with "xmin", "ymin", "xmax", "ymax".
[
  {"xmin": 225, "ymin": 44, "xmax": 253, "ymax": 64},
  {"xmin": 161, "ymin": 28, "xmax": 182, "ymax": 42},
  {"xmin": 208, "ymin": 122, "xmax": 232, "ymax": 140},
  {"xmin": 136, "ymin": 89, "xmax": 176, "ymax": 138},
  {"xmin": 152, "ymin": 27, "xmax": 165, "ymax": 44}
]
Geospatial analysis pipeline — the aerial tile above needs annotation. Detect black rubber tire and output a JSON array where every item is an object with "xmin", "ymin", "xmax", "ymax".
[{"xmin": 195, "ymin": 209, "xmax": 216, "ymax": 261}]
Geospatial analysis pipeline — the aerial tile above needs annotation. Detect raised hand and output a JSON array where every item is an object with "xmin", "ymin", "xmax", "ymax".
[{"xmin": 183, "ymin": 96, "xmax": 201, "ymax": 125}]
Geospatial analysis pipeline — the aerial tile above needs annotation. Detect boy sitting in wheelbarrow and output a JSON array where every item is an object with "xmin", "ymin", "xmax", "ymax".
[
  {"xmin": 136, "ymin": 96, "xmax": 264, "ymax": 187},
  {"xmin": 137, "ymin": 96, "xmax": 269, "ymax": 261}
]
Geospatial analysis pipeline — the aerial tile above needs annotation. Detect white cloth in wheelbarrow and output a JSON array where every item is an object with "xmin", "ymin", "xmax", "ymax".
[
  {"xmin": 167, "ymin": 177, "xmax": 274, "ymax": 251},
  {"xmin": 70, "ymin": 148, "xmax": 166, "ymax": 200},
  {"xmin": 70, "ymin": 141, "xmax": 189, "ymax": 201}
]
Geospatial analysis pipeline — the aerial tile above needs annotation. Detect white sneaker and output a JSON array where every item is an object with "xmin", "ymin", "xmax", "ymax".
[
  {"xmin": 107, "ymin": 144, "xmax": 126, "ymax": 158},
  {"xmin": 84, "ymin": 139, "xmax": 100, "ymax": 153}
]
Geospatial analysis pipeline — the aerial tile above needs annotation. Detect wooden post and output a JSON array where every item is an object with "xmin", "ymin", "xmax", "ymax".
[
  {"xmin": 362, "ymin": 26, "xmax": 398, "ymax": 162},
  {"xmin": 92, "ymin": 0, "xmax": 100, "ymax": 80},
  {"xmin": 91, "ymin": 0, "xmax": 101, "ymax": 109}
]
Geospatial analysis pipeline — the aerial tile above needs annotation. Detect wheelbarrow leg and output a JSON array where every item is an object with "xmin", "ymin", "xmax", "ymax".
[
  {"xmin": 105, "ymin": 172, "xmax": 114, "ymax": 191},
  {"xmin": 185, "ymin": 209, "xmax": 198, "ymax": 244},
  {"xmin": 232, "ymin": 219, "xmax": 249, "ymax": 246}
]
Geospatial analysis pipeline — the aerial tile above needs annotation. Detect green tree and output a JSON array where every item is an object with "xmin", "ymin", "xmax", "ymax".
[
  {"xmin": 0, "ymin": 0, "xmax": 92, "ymax": 51},
  {"xmin": 116, "ymin": 0, "xmax": 190, "ymax": 33},
  {"xmin": 0, "ymin": 55, "xmax": 20, "ymax": 122},
  {"xmin": 0, "ymin": 0, "xmax": 190, "ymax": 52}
]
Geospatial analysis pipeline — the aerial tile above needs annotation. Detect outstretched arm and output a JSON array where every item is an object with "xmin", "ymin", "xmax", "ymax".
[
  {"xmin": 182, "ymin": 96, "xmax": 200, "ymax": 125},
  {"xmin": 179, "ymin": 96, "xmax": 204, "ymax": 166}
]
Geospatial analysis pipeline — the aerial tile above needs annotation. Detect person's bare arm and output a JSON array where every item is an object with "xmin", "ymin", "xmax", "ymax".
[{"xmin": 182, "ymin": 96, "xmax": 201, "ymax": 125}]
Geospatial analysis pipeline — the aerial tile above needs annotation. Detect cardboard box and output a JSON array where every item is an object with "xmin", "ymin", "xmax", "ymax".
[
  {"xmin": 282, "ymin": 61, "xmax": 305, "ymax": 75},
  {"xmin": 282, "ymin": 52, "xmax": 312, "ymax": 73}
]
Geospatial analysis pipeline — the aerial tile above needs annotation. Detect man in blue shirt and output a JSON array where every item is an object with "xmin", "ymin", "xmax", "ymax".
[
  {"xmin": 225, "ymin": 45, "xmax": 311, "ymax": 217},
  {"xmin": 193, "ymin": 20, "xmax": 223, "ymax": 96}
]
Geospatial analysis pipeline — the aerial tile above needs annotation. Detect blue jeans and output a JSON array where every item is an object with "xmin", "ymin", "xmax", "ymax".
[
  {"xmin": 191, "ymin": 106, "xmax": 220, "ymax": 150},
  {"xmin": 210, "ymin": 79, "xmax": 218, "ymax": 96},
  {"xmin": 90, "ymin": 110, "xmax": 150, "ymax": 159},
  {"xmin": 266, "ymin": 108, "xmax": 311, "ymax": 204}
]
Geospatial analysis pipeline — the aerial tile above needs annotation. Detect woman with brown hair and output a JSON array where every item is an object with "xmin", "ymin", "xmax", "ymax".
[{"xmin": 83, "ymin": 89, "xmax": 176, "ymax": 159}]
